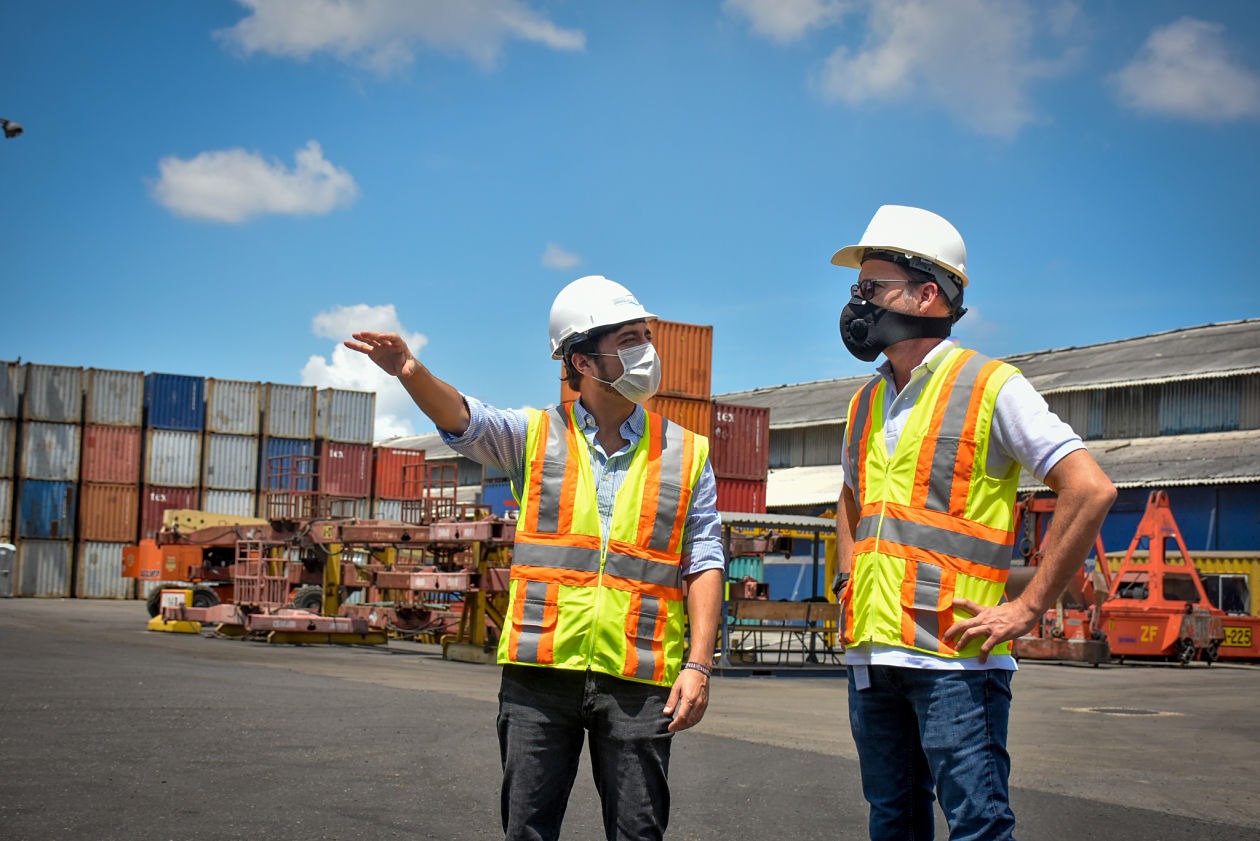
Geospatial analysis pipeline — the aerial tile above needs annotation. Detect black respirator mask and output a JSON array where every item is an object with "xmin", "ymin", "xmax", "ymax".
[{"xmin": 838, "ymin": 295, "xmax": 955, "ymax": 362}]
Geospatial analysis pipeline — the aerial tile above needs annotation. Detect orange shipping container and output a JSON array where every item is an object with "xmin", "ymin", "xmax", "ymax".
[
  {"xmin": 81, "ymin": 424, "xmax": 143, "ymax": 484},
  {"xmin": 373, "ymin": 448, "xmax": 426, "ymax": 500},
  {"xmin": 644, "ymin": 396, "xmax": 714, "ymax": 439},
  {"xmin": 711, "ymin": 403, "xmax": 770, "ymax": 481},
  {"xmin": 79, "ymin": 482, "xmax": 140, "ymax": 542},
  {"xmin": 558, "ymin": 319, "xmax": 713, "ymax": 404}
]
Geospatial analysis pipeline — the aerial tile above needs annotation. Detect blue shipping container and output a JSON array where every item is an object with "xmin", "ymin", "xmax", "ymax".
[
  {"xmin": 18, "ymin": 479, "xmax": 77, "ymax": 539},
  {"xmin": 144, "ymin": 373, "xmax": 205, "ymax": 431},
  {"xmin": 481, "ymin": 479, "xmax": 518, "ymax": 517},
  {"xmin": 262, "ymin": 437, "xmax": 315, "ymax": 490}
]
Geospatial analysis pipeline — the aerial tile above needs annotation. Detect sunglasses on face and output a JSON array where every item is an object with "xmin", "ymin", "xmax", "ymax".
[{"xmin": 851, "ymin": 278, "xmax": 927, "ymax": 301}]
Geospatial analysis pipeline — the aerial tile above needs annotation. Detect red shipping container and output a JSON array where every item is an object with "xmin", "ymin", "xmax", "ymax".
[
  {"xmin": 711, "ymin": 403, "xmax": 770, "ymax": 481},
  {"xmin": 140, "ymin": 486, "xmax": 200, "ymax": 539},
  {"xmin": 716, "ymin": 478, "xmax": 766, "ymax": 514},
  {"xmin": 81, "ymin": 425, "xmax": 143, "ymax": 484},
  {"xmin": 373, "ymin": 447, "xmax": 426, "ymax": 500},
  {"xmin": 79, "ymin": 482, "xmax": 140, "ymax": 542},
  {"xmin": 318, "ymin": 441, "xmax": 372, "ymax": 497}
]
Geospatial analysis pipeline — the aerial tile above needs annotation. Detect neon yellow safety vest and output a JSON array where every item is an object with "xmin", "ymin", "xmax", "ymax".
[
  {"xmin": 501, "ymin": 404, "xmax": 709, "ymax": 685},
  {"xmin": 842, "ymin": 347, "xmax": 1021, "ymax": 658}
]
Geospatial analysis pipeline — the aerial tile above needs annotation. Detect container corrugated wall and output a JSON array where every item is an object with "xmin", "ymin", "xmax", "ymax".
[
  {"xmin": 643, "ymin": 396, "xmax": 714, "ymax": 438},
  {"xmin": 17, "ymin": 539, "xmax": 73, "ymax": 597},
  {"xmin": 76, "ymin": 542, "xmax": 134, "ymax": 599},
  {"xmin": 85, "ymin": 368, "xmax": 144, "ymax": 427},
  {"xmin": 21, "ymin": 423, "xmax": 82, "ymax": 481},
  {"xmin": 1, "ymin": 361, "xmax": 24, "ymax": 419},
  {"xmin": 144, "ymin": 373, "xmax": 205, "ymax": 431},
  {"xmin": 79, "ymin": 483, "xmax": 140, "ymax": 542},
  {"xmin": 144, "ymin": 429, "xmax": 202, "ymax": 488},
  {"xmin": 202, "ymin": 489, "xmax": 257, "ymax": 518},
  {"xmin": 654, "ymin": 321, "xmax": 713, "ymax": 400},
  {"xmin": 264, "ymin": 383, "xmax": 316, "ymax": 439},
  {"xmin": 373, "ymin": 448, "xmax": 426, "ymax": 499},
  {"xmin": 711, "ymin": 403, "xmax": 770, "ymax": 480},
  {"xmin": 261, "ymin": 437, "xmax": 314, "ymax": 490},
  {"xmin": 316, "ymin": 388, "xmax": 376, "ymax": 444},
  {"xmin": 22, "ymin": 363, "xmax": 83, "ymax": 423},
  {"xmin": 18, "ymin": 480, "xmax": 77, "ymax": 539},
  {"xmin": 81, "ymin": 425, "xmax": 142, "ymax": 484},
  {"xmin": 141, "ymin": 486, "xmax": 200, "ymax": 539},
  {"xmin": 203, "ymin": 433, "xmax": 259, "ymax": 490},
  {"xmin": 0, "ymin": 419, "xmax": 14, "ymax": 478},
  {"xmin": 318, "ymin": 441, "xmax": 372, "ymax": 497},
  {"xmin": 716, "ymin": 478, "xmax": 767, "ymax": 514},
  {"xmin": 372, "ymin": 498, "xmax": 403, "ymax": 521},
  {"xmin": 0, "ymin": 479, "xmax": 11, "ymax": 540},
  {"xmin": 205, "ymin": 379, "xmax": 261, "ymax": 435}
]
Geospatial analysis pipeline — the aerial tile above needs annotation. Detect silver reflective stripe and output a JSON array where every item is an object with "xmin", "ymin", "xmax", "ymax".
[
  {"xmin": 647, "ymin": 418, "xmax": 687, "ymax": 551},
  {"xmin": 872, "ymin": 516, "xmax": 1012, "ymax": 570},
  {"xmin": 631, "ymin": 596, "xmax": 660, "ymax": 680},
  {"xmin": 925, "ymin": 352, "xmax": 988, "ymax": 512},
  {"xmin": 535, "ymin": 407, "xmax": 571, "ymax": 534},
  {"xmin": 911, "ymin": 563, "xmax": 944, "ymax": 651},
  {"xmin": 513, "ymin": 542, "xmax": 601, "ymax": 573},
  {"xmin": 515, "ymin": 580, "xmax": 551, "ymax": 662},
  {"xmin": 847, "ymin": 379, "xmax": 880, "ymax": 486},
  {"xmin": 855, "ymin": 514, "xmax": 880, "ymax": 542},
  {"xmin": 605, "ymin": 550, "xmax": 683, "ymax": 589}
]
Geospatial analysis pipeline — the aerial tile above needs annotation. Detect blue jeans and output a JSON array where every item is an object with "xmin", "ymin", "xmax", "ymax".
[
  {"xmin": 847, "ymin": 665, "xmax": 1016, "ymax": 841},
  {"xmin": 497, "ymin": 665, "xmax": 673, "ymax": 841}
]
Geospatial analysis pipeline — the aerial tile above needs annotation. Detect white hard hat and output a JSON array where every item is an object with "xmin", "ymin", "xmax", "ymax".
[
  {"xmin": 548, "ymin": 275, "xmax": 656, "ymax": 359},
  {"xmin": 832, "ymin": 205, "xmax": 969, "ymax": 290}
]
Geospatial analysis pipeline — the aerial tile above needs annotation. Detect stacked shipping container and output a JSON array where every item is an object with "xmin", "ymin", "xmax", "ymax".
[
  {"xmin": 315, "ymin": 388, "xmax": 376, "ymax": 519},
  {"xmin": 202, "ymin": 378, "xmax": 261, "ymax": 518},
  {"xmin": 711, "ymin": 402, "xmax": 770, "ymax": 514}
]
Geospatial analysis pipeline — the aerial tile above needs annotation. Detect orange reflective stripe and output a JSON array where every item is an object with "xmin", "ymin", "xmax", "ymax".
[
  {"xmin": 508, "ymin": 580, "xmax": 558, "ymax": 665},
  {"xmin": 598, "ymin": 573, "xmax": 683, "ymax": 602},
  {"xmin": 558, "ymin": 406, "xmax": 582, "ymax": 534},
  {"xmin": 605, "ymin": 538, "xmax": 681, "ymax": 565},
  {"xmin": 636, "ymin": 412, "xmax": 664, "ymax": 546},
  {"xmin": 948, "ymin": 357, "xmax": 1003, "ymax": 515},
  {"xmin": 881, "ymin": 501, "xmax": 1014, "ymax": 545},
  {"xmin": 911, "ymin": 350, "xmax": 975, "ymax": 509},
  {"xmin": 509, "ymin": 564, "xmax": 601, "ymax": 588}
]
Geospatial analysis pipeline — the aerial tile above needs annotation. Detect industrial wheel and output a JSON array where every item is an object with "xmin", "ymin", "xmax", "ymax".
[
  {"xmin": 144, "ymin": 586, "xmax": 165, "ymax": 617},
  {"xmin": 289, "ymin": 585, "xmax": 324, "ymax": 613},
  {"xmin": 1203, "ymin": 640, "xmax": 1220, "ymax": 665},
  {"xmin": 1176, "ymin": 638, "xmax": 1196, "ymax": 666},
  {"xmin": 191, "ymin": 587, "xmax": 221, "ymax": 609}
]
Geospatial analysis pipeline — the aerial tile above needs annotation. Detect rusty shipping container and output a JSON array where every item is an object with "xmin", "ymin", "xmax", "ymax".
[
  {"xmin": 263, "ymin": 383, "xmax": 316, "ymax": 440},
  {"xmin": 21, "ymin": 422, "xmax": 81, "ymax": 481},
  {"xmin": 144, "ymin": 429, "xmax": 202, "ymax": 488},
  {"xmin": 716, "ymin": 477, "xmax": 767, "ymax": 514},
  {"xmin": 17, "ymin": 480, "xmax": 76, "ymax": 539},
  {"xmin": 202, "ymin": 489, "xmax": 257, "ymax": 518},
  {"xmin": 78, "ymin": 482, "xmax": 140, "ymax": 543},
  {"xmin": 205, "ymin": 378, "xmax": 262, "ymax": 436},
  {"xmin": 81, "ymin": 424, "xmax": 142, "ymax": 484},
  {"xmin": 22, "ymin": 363, "xmax": 83, "ymax": 423},
  {"xmin": 373, "ymin": 448, "xmax": 426, "ymax": 499},
  {"xmin": 0, "ymin": 361, "xmax": 23, "ymax": 419},
  {"xmin": 16, "ymin": 539, "xmax": 73, "ymax": 597},
  {"xmin": 0, "ymin": 479, "xmax": 11, "ymax": 540},
  {"xmin": 316, "ymin": 388, "xmax": 376, "ymax": 444},
  {"xmin": 319, "ymin": 441, "xmax": 372, "ymax": 497},
  {"xmin": 144, "ymin": 373, "xmax": 205, "ymax": 431},
  {"xmin": 76, "ymin": 541, "xmax": 134, "ymax": 599},
  {"xmin": 654, "ymin": 320, "xmax": 713, "ymax": 400},
  {"xmin": 141, "ymin": 486, "xmax": 200, "ymax": 540},
  {"xmin": 203, "ymin": 433, "xmax": 260, "ymax": 491},
  {"xmin": 0, "ymin": 419, "xmax": 14, "ymax": 479},
  {"xmin": 711, "ymin": 403, "xmax": 770, "ymax": 481},
  {"xmin": 644, "ymin": 395, "xmax": 714, "ymax": 438},
  {"xmin": 84, "ymin": 368, "xmax": 144, "ymax": 427}
]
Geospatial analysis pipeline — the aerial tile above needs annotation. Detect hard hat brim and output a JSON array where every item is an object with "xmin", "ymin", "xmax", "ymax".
[
  {"xmin": 830, "ymin": 245, "xmax": 969, "ymax": 287},
  {"xmin": 549, "ymin": 312, "xmax": 658, "ymax": 360}
]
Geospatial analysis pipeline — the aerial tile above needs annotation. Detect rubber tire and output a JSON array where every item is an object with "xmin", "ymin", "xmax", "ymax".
[
  {"xmin": 192, "ymin": 587, "xmax": 221, "ymax": 609},
  {"xmin": 290, "ymin": 585, "xmax": 324, "ymax": 613}
]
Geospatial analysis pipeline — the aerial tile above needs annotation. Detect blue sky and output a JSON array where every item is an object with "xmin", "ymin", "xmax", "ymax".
[{"xmin": 4, "ymin": 1, "xmax": 1259, "ymax": 438}]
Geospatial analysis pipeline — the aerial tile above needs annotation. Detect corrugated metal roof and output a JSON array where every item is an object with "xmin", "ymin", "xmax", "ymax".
[
  {"xmin": 767, "ymin": 464, "xmax": 843, "ymax": 508},
  {"xmin": 716, "ymin": 320, "xmax": 1260, "ymax": 429},
  {"xmin": 1019, "ymin": 428, "xmax": 1260, "ymax": 492},
  {"xmin": 374, "ymin": 432, "xmax": 462, "ymax": 461},
  {"xmin": 719, "ymin": 511, "xmax": 836, "ymax": 530}
]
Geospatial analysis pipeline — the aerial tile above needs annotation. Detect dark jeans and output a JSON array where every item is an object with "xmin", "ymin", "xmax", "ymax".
[
  {"xmin": 498, "ymin": 664, "xmax": 673, "ymax": 841},
  {"xmin": 847, "ymin": 665, "xmax": 1016, "ymax": 841}
]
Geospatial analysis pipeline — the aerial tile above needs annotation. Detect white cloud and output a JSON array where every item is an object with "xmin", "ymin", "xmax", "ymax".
[
  {"xmin": 541, "ymin": 242, "xmax": 581, "ymax": 270},
  {"xmin": 302, "ymin": 304, "xmax": 428, "ymax": 441},
  {"xmin": 217, "ymin": 0, "xmax": 585, "ymax": 73},
  {"xmin": 1112, "ymin": 17, "xmax": 1260, "ymax": 122},
  {"xmin": 810, "ymin": 0, "xmax": 1078, "ymax": 138},
  {"xmin": 723, "ymin": 0, "xmax": 853, "ymax": 43},
  {"xmin": 151, "ymin": 140, "xmax": 357, "ymax": 223}
]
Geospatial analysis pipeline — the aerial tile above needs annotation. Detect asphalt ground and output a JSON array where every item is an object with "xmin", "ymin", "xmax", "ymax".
[{"xmin": 2, "ymin": 599, "xmax": 1258, "ymax": 841}]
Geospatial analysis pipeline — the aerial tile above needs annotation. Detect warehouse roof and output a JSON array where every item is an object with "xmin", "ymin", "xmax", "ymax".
[
  {"xmin": 716, "ymin": 319, "xmax": 1260, "ymax": 429},
  {"xmin": 375, "ymin": 431, "xmax": 461, "ymax": 460}
]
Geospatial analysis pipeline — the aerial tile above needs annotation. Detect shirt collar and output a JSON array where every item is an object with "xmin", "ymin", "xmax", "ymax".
[
  {"xmin": 875, "ymin": 337, "xmax": 959, "ymax": 387},
  {"xmin": 572, "ymin": 399, "xmax": 646, "ymax": 440}
]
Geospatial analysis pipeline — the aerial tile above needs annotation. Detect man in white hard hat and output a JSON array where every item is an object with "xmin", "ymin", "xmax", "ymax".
[
  {"xmin": 831, "ymin": 206, "xmax": 1116, "ymax": 840},
  {"xmin": 346, "ymin": 275, "xmax": 724, "ymax": 841}
]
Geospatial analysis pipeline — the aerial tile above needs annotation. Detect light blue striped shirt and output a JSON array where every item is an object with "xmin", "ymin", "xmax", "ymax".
[{"xmin": 439, "ymin": 395, "xmax": 726, "ymax": 577}]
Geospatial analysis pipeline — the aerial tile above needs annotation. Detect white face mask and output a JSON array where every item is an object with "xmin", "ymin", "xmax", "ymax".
[{"xmin": 590, "ymin": 342, "xmax": 662, "ymax": 404}]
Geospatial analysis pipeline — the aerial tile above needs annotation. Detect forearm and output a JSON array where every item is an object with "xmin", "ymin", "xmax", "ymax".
[
  {"xmin": 684, "ymin": 568, "xmax": 724, "ymax": 667},
  {"xmin": 398, "ymin": 360, "xmax": 470, "ymax": 435},
  {"xmin": 836, "ymin": 485, "xmax": 859, "ymax": 576}
]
